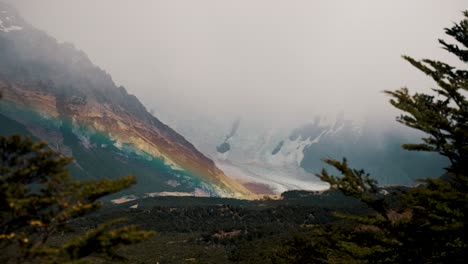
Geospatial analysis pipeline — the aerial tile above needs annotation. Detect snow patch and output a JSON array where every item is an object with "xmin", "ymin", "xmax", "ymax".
[
  {"xmin": 0, "ymin": 18, "xmax": 23, "ymax": 32},
  {"xmin": 146, "ymin": 188, "xmax": 214, "ymax": 198},
  {"xmin": 111, "ymin": 195, "xmax": 138, "ymax": 204},
  {"xmin": 146, "ymin": 192, "xmax": 194, "ymax": 197},
  {"xmin": 267, "ymin": 131, "xmax": 325, "ymax": 167},
  {"xmin": 217, "ymin": 159, "xmax": 329, "ymax": 194}
]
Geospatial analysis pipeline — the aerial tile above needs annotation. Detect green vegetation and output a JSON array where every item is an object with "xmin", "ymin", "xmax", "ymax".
[
  {"xmin": 0, "ymin": 132, "xmax": 153, "ymax": 263},
  {"xmin": 273, "ymin": 10, "xmax": 468, "ymax": 264},
  {"xmin": 55, "ymin": 191, "xmax": 369, "ymax": 263},
  {"xmin": 0, "ymin": 100, "xmax": 223, "ymax": 196},
  {"xmin": 2, "ymin": 7, "xmax": 467, "ymax": 264}
]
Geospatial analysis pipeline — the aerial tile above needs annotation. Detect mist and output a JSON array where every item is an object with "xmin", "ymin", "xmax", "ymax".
[{"xmin": 5, "ymin": 0, "xmax": 468, "ymax": 129}]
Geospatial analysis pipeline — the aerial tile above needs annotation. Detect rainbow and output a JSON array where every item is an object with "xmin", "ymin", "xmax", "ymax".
[{"xmin": 0, "ymin": 82, "xmax": 252, "ymax": 198}]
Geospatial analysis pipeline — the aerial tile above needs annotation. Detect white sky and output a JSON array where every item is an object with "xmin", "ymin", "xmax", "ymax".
[{"xmin": 5, "ymin": 0, "xmax": 468, "ymax": 128}]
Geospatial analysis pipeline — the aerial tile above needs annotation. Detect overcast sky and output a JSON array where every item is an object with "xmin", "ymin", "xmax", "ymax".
[{"xmin": 6, "ymin": 0, "xmax": 468, "ymax": 128}]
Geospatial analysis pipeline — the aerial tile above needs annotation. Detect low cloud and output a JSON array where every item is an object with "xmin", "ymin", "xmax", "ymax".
[{"xmin": 6, "ymin": 0, "xmax": 468, "ymax": 128}]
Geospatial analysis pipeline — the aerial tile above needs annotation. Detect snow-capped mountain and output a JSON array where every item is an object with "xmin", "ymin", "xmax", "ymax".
[
  {"xmin": 165, "ymin": 112, "xmax": 448, "ymax": 194},
  {"xmin": 1, "ymin": 2, "xmax": 448, "ymax": 197}
]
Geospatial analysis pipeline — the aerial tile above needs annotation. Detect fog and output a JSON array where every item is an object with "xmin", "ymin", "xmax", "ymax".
[{"xmin": 6, "ymin": 0, "xmax": 468, "ymax": 128}]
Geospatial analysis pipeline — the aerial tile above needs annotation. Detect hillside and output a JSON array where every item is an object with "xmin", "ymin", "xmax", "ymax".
[{"xmin": 0, "ymin": 2, "xmax": 250, "ymax": 198}]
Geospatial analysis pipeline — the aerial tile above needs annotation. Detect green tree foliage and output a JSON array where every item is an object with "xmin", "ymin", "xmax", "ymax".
[
  {"xmin": 274, "ymin": 10, "xmax": 468, "ymax": 264},
  {"xmin": 0, "ymin": 135, "xmax": 154, "ymax": 263}
]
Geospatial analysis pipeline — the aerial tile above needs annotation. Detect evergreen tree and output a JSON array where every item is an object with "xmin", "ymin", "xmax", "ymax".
[
  {"xmin": 274, "ymin": 10, "xmax": 468, "ymax": 264},
  {"xmin": 0, "ymin": 134, "xmax": 154, "ymax": 263}
]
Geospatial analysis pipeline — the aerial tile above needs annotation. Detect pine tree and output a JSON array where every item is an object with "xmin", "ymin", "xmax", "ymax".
[
  {"xmin": 273, "ymin": 10, "xmax": 468, "ymax": 264},
  {"xmin": 0, "ymin": 134, "xmax": 154, "ymax": 263},
  {"xmin": 323, "ymin": 11, "xmax": 468, "ymax": 263}
]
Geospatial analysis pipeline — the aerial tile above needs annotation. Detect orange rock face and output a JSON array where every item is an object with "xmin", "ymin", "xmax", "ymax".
[{"xmin": 0, "ymin": 80, "xmax": 251, "ymax": 198}]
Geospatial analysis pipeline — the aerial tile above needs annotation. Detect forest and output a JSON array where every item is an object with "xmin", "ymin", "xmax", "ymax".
[{"xmin": 1, "ymin": 6, "xmax": 467, "ymax": 264}]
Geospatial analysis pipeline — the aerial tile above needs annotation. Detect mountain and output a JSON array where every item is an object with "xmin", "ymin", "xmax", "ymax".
[
  {"xmin": 289, "ymin": 115, "xmax": 448, "ymax": 185},
  {"xmin": 0, "ymin": 3, "xmax": 250, "ymax": 198},
  {"xmin": 163, "ymin": 112, "xmax": 448, "ymax": 194}
]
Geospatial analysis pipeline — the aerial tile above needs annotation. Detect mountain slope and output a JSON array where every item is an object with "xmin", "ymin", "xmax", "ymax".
[
  {"xmin": 167, "ymin": 113, "xmax": 448, "ymax": 194},
  {"xmin": 0, "ymin": 3, "xmax": 250, "ymax": 198}
]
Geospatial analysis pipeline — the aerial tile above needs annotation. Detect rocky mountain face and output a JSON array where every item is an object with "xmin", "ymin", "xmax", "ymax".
[
  {"xmin": 287, "ymin": 115, "xmax": 448, "ymax": 186},
  {"xmin": 0, "ymin": 3, "xmax": 250, "ymax": 198},
  {"xmin": 172, "ymin": 114, "xmax": 448, "ymax": 194}
]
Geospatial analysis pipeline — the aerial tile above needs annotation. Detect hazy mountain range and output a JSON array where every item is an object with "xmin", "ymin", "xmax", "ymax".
[
  {"xmin": 0, "ymin": 2, "xmax": 250, "ymax": 199},
  {"xmin": 166, "ymin": 113, "xmax": 447, "ymax": 194},
  {"xmin": 0, "ymin": 3, "xmax": 448, "ymax": 198}
]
